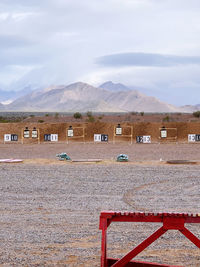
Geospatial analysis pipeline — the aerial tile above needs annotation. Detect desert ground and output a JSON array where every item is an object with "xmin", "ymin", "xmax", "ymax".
[{"xmin": 0, "ymin": 143, "xmax": 200, "ymax": 266}]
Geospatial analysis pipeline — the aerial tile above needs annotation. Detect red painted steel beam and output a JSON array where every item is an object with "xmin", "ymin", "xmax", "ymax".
[
  {"xmin": 100, "ymin": 217, "xmax": 108, "ymax": 267},
  {"xmin": 99, "ymin": 211, "xmax": 200, "ymax": 267},
  {"xmin": 180, "ymin": 227, "xmax": 200, "ymax": 248},
  {"xmin": 112, "ymin": 227, "xmax": 167, "ymax": 267},
  {"xmin": 100, "ymin": 211, "xmax": 200, "ymax": 224}
]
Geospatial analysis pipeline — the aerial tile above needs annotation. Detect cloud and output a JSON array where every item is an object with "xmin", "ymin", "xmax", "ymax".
[
  {"xmin": 0, "ymin": 0, "xmax": 200, "ymax": 105},
  {"xmin": 81, "ymin": 63, "xmax": 200, "ymax": 105},
  {"xmin": 0, "ymin": 0, "xmax": 46, "ymax": 8},
  {"xmin": 96, "ymin": 53, "xmax": 200, "ymax": 68},
  {"xmin": 0, "ymin": 34, "xmax": 32, "ymax": 49},
  {"xmin": 0, "ymin": 65, "xmax": 36, "ymax": 87}
]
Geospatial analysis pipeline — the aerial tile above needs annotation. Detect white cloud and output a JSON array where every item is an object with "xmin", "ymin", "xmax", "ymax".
[
  {"xmin": 0, "ymin": 65, "xmax": 37, "ymax": 86},
  {"xmin": 0, "ymin": 0, "xmax": 200, "ymax": 104},
  {"xmin": 12, "ymin": 12, "xmax": 37, "ymax": 21},
  {"xmin": 0, "ymin": 13, "xmax": 9, "ymax": 20}
]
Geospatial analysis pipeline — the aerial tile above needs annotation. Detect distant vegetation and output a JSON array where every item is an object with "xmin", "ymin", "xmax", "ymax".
[
  {"xmin": 86, "ymin": 111, "xmax": 95, "ymax": 122},
  {"xmin": 86, "ymin": 111, "xmax": 92, "ymax": 117},
  {"xmin": 162, "ymin": 115, "xmax": 170, "ymax": 122},
  {"xmin": 0, "ymin": 115, "xmax": 26, "ymax": 123},
  {"xmin": 131, "ymin": 111, "xmax": 138, "ymax": 115},
  {"xmin": 54, "ymin": 112, "xmax": 59, "ymax": 118},
  {"xmin": 193, "ymin": 111, "xmax": 200, "ymax": 118},
  {"xmin": 73, "ymin": 112, "xmax": 82, "ymax": 119},
  {"xmin": 0, "ymin": 111, "xmax": 197, "ymax": 123}
]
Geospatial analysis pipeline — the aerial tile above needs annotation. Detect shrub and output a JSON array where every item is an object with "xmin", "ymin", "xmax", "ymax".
[
  {"xmin": 86, "ymin": 111, "xmax": 92, "ymax": 117},
  {"xmin": 193, "ymin": 111, "xmax": 200, "ymax": 118},
  {"xmin": 88, "ymin": 115, "xmax": 95, "ymax": 122},
  {"xmin": 0, "ymin": 116, "xmax": 8, "ymax": 123},
  {"xmin": 38, "ymin": 119, "xmax": 44, "ymax": 123},
  {"xmin": 0, "ymin": 116, "xmax": 26, "ymax": 123},
  {"xmin": 162, "ymin": 115, "xmax": 170, "ymax": 122},
  {"xmin": 131, "ymin": 111, "xmax": 137, "ymax": 115},
  {"xmin": 73, "ymin": 112, "xmax": 82, "ymax": 119},
  {"xmin": 86, "ymin": 111, "xmax": 95, "ymax": 122},
  {"xmin": 140, "ymin": 111, "xmax": 144, "ymax": 116}
]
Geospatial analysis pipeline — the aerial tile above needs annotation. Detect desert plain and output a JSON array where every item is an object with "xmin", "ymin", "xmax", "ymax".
[{"xmin": 0, "ymin": 143, "xmax": 200, "ymax": 266}]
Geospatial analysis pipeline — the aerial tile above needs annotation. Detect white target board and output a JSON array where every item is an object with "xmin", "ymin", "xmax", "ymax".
[
  {"xmin": 4, "ymin": 134, "xmax": 18, "ymax": 142},
  {"xmin": 68, "ymin": 129, "xmax": 73, "ymax": 137},
  {"xmin": 143, "ymin": 135, "xmax": 151, "ymax": 143},
  {"xmin": 4, "ymin": 134, "xmax": 11, "ymax": 142},
  {"xmin": 161, "ymin": 130, "xmax": 167, "ymax": 138},
  {"xmin": 188, "ymin": 134, "xmax": 196, "ymax": 142},
  {"xmin": 24, "ymin": 130, "xmax": 30, "ymax": 138},
  {"xmin": 136, "ymin": 135, "xmax": 151, "ymax": 143},
  {"xmin": 94, "ymin": 134, "xmax": 101, "ymax": 142},
  {"xmin": 51, "ymin": 134, "xmax": 58, "ymax": 142},
  {"xmin": 116, "ymin": 127, "xmax": 122, "ymax": 135},
  {"xmin": 32, "ymin": 130, "xmax": 38, "ymax": 138}
]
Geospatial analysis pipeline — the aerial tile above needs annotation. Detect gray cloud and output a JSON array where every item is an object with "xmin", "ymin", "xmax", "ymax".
[
  {"xmin": 0, "ymin": 34, "xmax": 32, "ymax": 49},
  {"xmin": 96, "ymin": 53, "xmax": 200, "ymax": 67},
  {"xmin": 0, "ymin": 49, "xmax": 47, "ymax": 69}
]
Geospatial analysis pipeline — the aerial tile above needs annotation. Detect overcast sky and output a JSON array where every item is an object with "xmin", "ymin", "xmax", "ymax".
[{"xmin": 0, "ymin": 0, "xmax": 200, "ymax": 105}]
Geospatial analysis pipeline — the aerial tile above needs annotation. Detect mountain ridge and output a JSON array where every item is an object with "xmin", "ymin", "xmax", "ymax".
[
  {"xmin": 0, "ymin": 81, "xmax": 199, "ymax": 113},
  {"xmin": 99, "ymin": 81, "xmax": 130, "ymax": 92},
  {"xmin": 2, "ymin": 81, "xmax": 189, "ymax": 113}
]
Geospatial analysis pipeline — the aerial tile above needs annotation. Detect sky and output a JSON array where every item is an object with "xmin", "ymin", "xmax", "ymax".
[{"xmin": 0, "ymin": 0, "xmax": 200, "ymax": 105}]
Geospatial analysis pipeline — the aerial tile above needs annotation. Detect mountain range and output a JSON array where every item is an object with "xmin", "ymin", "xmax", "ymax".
[{"xmin": 0, "ymin": 81, "xmax": 198, "ymax": 113}]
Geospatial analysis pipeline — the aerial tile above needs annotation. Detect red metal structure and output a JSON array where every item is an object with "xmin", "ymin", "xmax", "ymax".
[{"xmin": 99, "ymin": 211, "xmax": 200, "ymax": 267}]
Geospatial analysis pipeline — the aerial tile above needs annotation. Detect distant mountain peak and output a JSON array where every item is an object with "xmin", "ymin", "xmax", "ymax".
[
  {"xmin": 2, "ymin": 81, "xmax": 194, "ymax": 113},
  {"xmin": 99, "ymin": 81, "xmax": 130, "ymax": 91}
]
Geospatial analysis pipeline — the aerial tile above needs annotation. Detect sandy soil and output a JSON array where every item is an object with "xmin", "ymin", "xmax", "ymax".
[{"xmin": 0, "ymin": 143, "xmax": 200, "ymax": 266}]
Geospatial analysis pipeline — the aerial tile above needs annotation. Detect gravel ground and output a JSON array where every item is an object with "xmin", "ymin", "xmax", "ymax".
[
  {"xmin": 0, "ymin": 143, "xmax": 200, "ymax": 266},
  {"xmin": 1, "ymin": 143, "xmax": 200, "ymax": 161}
]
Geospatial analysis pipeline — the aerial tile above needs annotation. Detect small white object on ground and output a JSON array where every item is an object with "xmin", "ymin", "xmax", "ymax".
[{"xmin": 0, "ymin": 159, "xmax": 23, "ymax": 163}]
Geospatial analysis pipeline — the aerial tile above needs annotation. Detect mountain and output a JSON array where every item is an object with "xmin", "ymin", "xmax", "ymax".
[
  {"xmin": 7, "ymin": 82, "xmax": 124, "ymax": 112},
  {"xmin": 5, "ymin": 81, "xmax": 185, "ymax": 113},
  {"xmin": 105, "ymin": 90, "xmax": 180, "ymax": 112},
  {"xmin": 99, "ymin": 81, "xmax": 130, "ymax": 91}
]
